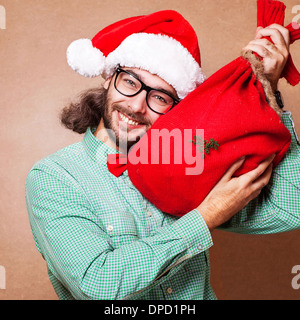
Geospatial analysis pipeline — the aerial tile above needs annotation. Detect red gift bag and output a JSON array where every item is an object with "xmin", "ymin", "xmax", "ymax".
[{"xmin": 108, "ymin": 0, "xmax": 300, "ymax": 216}]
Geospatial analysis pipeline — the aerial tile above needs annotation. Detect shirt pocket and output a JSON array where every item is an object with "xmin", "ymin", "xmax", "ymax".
[{"xmin": 101, "ymin": 211, "xmax": 138, "ymax": 249}]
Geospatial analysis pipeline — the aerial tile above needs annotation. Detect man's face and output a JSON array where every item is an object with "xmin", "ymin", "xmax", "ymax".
[{"xmin": 102, "ymin": 67, "xmax": 178, "ymax": 152}]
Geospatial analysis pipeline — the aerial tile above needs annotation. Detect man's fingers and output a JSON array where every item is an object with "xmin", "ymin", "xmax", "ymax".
[
  {"xmin": 243, "ymin": 39, "xmax": 286, "ymax": 64},
  {"xmin": 255, "ymin": 24, "xmax": 290, "ymax": 50},
  {"xmin": 247, "ymin": 38, "xmax": 278, "ymax": 51},
  {"xmin": 243, "ymin": 42, "xmax": 274, "ymax": 59},
  {"xmin": 251, "ymin": 162, "xmax": 273, "ymax": 192},
  {"xmin": 242, "ymin": 154, "xmax": 276, "ymax": 184},
  {"xmin": 222, "ymin": 154, "xmax": 275, "ymax": 185},
  {"xmin": 223, "ymin": 157, "xmax": 246, "ymax": 181},
  {"xmin": 255, "ymin": 26, "xmax": 263, "ymax": 37}
]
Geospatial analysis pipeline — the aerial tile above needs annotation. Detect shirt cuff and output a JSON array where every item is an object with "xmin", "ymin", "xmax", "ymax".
[
  {"xmin": 281, "ymin": 111, "xmax": 300, "ymax": 147},
  {"xmin": 172, "ymin": 209, "xmax": 213, "ymax": 256}
]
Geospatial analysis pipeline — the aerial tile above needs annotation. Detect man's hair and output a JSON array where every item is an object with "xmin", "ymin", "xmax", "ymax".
[{"xmin": 60, "ymin": 87, "xmax": 107, "ymax": 134}]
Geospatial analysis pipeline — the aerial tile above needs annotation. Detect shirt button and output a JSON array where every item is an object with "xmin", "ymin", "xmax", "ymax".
[
  {"xmin": 166, "ymin": 287, "xmax": 173, "ymax": 294},
  {"xmin": 197, "ymin": 244, "xmax": 203, "ymax": 251},
  {"xmin": 147, "ymin": 211, "xmax": 152, "ymax": 217},
  {"xmin": 107, "ymin": 225, "xmax": 114, "ymax": 232}
]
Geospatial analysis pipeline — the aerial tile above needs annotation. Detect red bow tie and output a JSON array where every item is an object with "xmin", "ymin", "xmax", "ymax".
[{"xmin": 107, "ymin": 154, "xmax": 128, "ymax": 177}]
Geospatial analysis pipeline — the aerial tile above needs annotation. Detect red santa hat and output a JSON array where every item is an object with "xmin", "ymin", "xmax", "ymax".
[{"xmin": 66, "ymin": 10, "xmax": 206, "ymax": 99}]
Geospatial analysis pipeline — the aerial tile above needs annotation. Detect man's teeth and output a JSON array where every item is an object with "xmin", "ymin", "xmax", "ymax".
[{"xmin": 119, "ymin": 113, "xmax": 140, "ymax": 126}]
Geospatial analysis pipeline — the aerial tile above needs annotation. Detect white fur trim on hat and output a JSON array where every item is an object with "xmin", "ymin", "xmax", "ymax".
[
  {"xmin": 104, "ymin": 33, "xmax": 206, "ymax": 99},
  {"xmin": 67, "ymin": 39, "xmax": 106, "ymax": 77}
]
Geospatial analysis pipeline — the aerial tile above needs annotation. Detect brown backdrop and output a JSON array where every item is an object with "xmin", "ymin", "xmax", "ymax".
[{"xmin": 1, "ymin": 0, "xmax": 299, "ymax": 300}]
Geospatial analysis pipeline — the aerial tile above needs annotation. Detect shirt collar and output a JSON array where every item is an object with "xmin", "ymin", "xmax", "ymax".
[{"xmin": 83, "ymin": 127, "xmax": 120, "ymax": 164}]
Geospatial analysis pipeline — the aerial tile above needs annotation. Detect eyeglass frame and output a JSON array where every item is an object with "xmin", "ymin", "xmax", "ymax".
[{"xmin": 113, "ymin": 67, "xmax": 180, "ymax": 115}]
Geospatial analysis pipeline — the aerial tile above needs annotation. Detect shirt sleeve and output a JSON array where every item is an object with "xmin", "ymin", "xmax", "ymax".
[
  {"xmin": 219, "ymin": 111, "xmax": 300, "ymax": 234},
  {"xmin": 25, "ymin": 164, "xmax": 213, "ymax": 300}
]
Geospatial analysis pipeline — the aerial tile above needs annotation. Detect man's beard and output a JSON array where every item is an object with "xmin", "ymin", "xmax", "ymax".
[{"xmin": 102, "ymin": 94, "xmax": 152, "ymax": 153}]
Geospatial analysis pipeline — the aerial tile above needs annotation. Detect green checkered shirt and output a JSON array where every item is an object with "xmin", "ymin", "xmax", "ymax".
[{"xmin": 25, "ymin": 111, "xmax": 300, "ymax": 300}]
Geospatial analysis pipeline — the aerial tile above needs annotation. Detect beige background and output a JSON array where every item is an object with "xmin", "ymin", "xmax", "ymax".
[{"xmin": 0, "ymin": 0, "xmax": 300, "ymax": 300}]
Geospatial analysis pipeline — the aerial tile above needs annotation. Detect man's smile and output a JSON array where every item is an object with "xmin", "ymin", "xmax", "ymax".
[{"xmin": 118, "ymin": 111, "xmax": 143, "ymax": 128}]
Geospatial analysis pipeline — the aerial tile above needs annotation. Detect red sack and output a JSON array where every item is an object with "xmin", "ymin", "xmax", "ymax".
[{"xmin": 108, "ymin": 0, "xmax": 300, "ymax": 216}]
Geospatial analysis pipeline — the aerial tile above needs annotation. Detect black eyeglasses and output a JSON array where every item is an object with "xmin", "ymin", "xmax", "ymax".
[{"xmin": 113, "ymin": 67, "xmax": 180, "ymax": 115}]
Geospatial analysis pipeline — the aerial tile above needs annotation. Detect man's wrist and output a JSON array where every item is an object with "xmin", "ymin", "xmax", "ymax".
[{"xmin": 173, "ymin": 209, "xmax": 213, "ymax": 255}]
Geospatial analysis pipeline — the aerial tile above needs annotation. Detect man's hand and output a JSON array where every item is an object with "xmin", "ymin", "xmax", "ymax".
[
  {"xmin": 197, "ymin": 154, "xmax": 275, "ymax": 231},
  {"xmin": 242, "ymin": 24, "xmax": 290, "ymax": 92}
]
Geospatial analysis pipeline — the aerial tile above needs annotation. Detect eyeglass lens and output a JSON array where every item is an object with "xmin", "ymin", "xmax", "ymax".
[{"xmin": 115, "ymin": 70, "xmax": 175, "ymax": 114}]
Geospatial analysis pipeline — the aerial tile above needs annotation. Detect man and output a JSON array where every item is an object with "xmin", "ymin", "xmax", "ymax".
[{"xmin": 26, "ymin": 10, "xmax": 300, "ymax": 300}]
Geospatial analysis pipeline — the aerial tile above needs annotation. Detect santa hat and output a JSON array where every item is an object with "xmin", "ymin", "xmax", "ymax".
[{"xmin": 66, "ymin": 10, "xmax": 206, "ymax": 99}]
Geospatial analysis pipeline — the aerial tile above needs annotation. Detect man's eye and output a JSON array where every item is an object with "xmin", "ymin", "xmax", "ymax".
[
  {"xmin": 124, "ymin": 78, "xmax": 136, "ymax": 87},
  {"xmin": 154, "ymin": 95, "xmax": 167, "ymax": 103}
]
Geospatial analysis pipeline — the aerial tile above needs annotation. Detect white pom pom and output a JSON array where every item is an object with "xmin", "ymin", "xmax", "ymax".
[{"xmin": 66, "ymin": 39, "xmax": 105, "ymax": 77}]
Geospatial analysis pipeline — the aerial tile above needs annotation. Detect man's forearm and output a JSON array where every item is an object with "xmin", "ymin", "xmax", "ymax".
[
  {"xmin": 26, "ymin": 166, "xmax": 213, "ymax": 299},
  {"xmin": 218, "ymin": 111, "xmax": 300, "ymax": 234}
]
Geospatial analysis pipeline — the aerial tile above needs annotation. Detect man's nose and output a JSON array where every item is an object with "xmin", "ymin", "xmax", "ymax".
[{"xmin": 127, "ymin": 90, "xmax": 148, "ymax": 114}]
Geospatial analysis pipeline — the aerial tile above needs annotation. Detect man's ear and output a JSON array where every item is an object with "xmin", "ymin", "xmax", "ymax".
[{"xmin": 103, "ymin": 77, "xmax": 111, "ymax": 90}]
